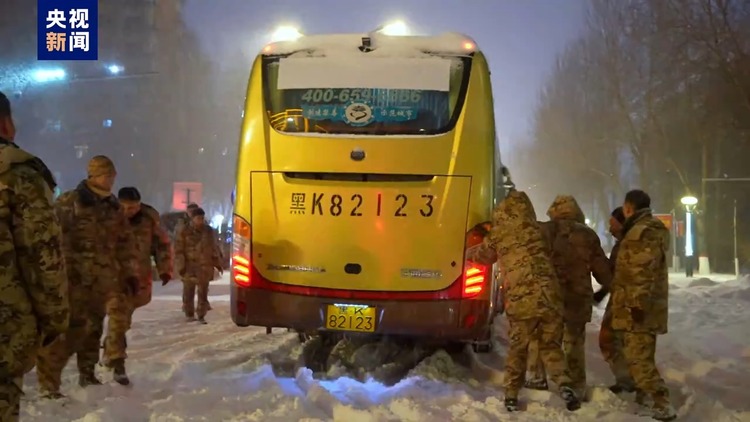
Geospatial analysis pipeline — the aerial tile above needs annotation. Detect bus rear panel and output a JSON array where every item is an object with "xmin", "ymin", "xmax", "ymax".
[{"xmin": 231, "ymin": 32, "xmax": 500, "ymax": 345}]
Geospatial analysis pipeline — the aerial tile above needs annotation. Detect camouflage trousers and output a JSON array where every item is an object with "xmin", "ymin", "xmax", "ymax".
[
  {"xmin": 182, "ymin": 278, "xmax": 210, "ymax": 318},
  {"xmin": 102, "ymin": 293, "xmax": 135, "ymax": 364},
  {"xmin": 504, "ymin": 314, "xmax": 573, "ymax": 399},
  {"xmin": 36, "ymin": 295, "xmax": 107, "ymax": 393},
  {"xmin": 599, "ymin": 302, "xmax": 633, "ymax": 386},
  {"xmin": 0, "ymin": 377, "xmax": 22, "ymax": 422},
  {"xmin": 527, "ymin": 320, "xmax": 587, "ymax": 393},
  {"xmin": 620, "ymin": 331, "xmax": 671, "ymax": 408}
]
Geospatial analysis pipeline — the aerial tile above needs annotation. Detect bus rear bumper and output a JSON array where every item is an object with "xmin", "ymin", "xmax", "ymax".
[{"xmin": 230, "ymin": 285, "xmax": 493, "ymax": 342}]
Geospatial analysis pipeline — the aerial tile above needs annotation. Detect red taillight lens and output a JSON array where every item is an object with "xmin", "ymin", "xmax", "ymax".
[
  {"xmin": 232, "ymin": 215, "xmax": 252, "ymax": 287},
  {"xmin": 463, "ymin": 261, "xmax": 488, "ymax": 298},
  {"xmin": 463, "ymin": 221, "xmax": 492, "ymax": 298}
]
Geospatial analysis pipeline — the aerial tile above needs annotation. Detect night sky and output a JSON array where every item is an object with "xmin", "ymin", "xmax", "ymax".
[{"xmin": 184, "ymin": 0, "xmax": 586, "ymax": 157}]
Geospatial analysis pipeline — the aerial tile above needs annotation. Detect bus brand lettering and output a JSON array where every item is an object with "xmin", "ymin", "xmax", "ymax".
[{"xmin": 289, "ymin": 192, "xmax": 435, "ymax": 217}]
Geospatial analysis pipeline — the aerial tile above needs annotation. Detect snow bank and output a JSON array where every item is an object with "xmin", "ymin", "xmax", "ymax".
[{"xmin": 19, "ymin": 274, "xmax": 750, "ymax": 421}]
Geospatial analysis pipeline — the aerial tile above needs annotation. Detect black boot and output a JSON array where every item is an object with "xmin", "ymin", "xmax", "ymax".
[
  {"xmin": 110, "ymin": 358, "xmax": 131, "ymax": 386},
  {"xmin": 560, "ymin": 385, "xmax": 581, "ymax": 411},
  {"xmin": 504, "ymin": 397, "xmax": 519, "ymax": 412}
]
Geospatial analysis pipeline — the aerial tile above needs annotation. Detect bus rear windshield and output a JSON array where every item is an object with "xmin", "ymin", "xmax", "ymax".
[{"xmin": 262, "ymin": 55, "xmax": 471, "ymax": 135}]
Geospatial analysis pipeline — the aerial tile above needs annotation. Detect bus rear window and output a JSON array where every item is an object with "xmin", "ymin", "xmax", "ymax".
[{"xmin": 262, "ymin": 55, "xmax": 471, "ymax": 135}]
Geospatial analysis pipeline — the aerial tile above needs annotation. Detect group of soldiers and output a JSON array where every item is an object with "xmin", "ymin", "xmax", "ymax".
[
  {"xmin": 469, "ymin": 189, "xmax": 674, "ymax": 421},
  {"xmin": 0, "ymin": 92, "xmax": 222, "ymax": 421},
  {"xmin": 0, "ymin": 85, "xmax": 676, "ymax": 421}
]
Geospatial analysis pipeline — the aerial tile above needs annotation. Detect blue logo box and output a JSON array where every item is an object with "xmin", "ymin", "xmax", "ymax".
[{"xmin": 37, "ymin": 0, "xmax": 98, "ymax": 60}]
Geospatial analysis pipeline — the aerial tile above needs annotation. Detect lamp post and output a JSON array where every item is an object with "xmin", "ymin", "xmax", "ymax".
[
  {"xmin": 681, "ymin": 195, "xmax": 698, "ymax": 277},
  {"xmin": 734, "ymin": 199, "xmax": 739, "ymax": 277}
]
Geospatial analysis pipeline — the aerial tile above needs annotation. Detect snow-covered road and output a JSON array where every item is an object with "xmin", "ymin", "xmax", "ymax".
[{"xmin": 20, "ymin": 274, "xmax": 750, "ymax": 421}]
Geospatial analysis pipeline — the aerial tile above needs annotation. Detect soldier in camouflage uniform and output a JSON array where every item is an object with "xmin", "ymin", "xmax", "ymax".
[
  {"xmin": 0, "ymin": 92, "xmax": 69, "ymax": 421},
  {"xmin": 526, "ymin": 195, "xmax": 613, "ymax": 397},
  {"xmin": 467, "ymin": 190, "xmax": 580, "ymax": 412},
  {"xmin": 595, "ymin": 207, "xmax": 636, "ymax": 393},
  {"xmin": 101, "ymin": 187, "xmax": 173, "ymax": 385},
  {"xmin": 611, "ymin": 190, "xmax": 675, "ymax": 421},
  {"xmin": 36, "ymin": 156, "xmax": 139, "ymax": 397},
  {"xmin": 173, "ymin": 203, "xmax": 214, "ymax": 311},
  {"xmin": 175, "ymin": 207, "xmax": 222, "ymax": 324}
]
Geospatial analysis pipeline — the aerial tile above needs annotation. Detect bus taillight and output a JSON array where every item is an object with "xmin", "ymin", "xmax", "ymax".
[
  {"xmin": 232, "ymin": 215, "xmax": 252, "ymax": 287},
  {"xmin": 463, "ymin": 221, "xmax": 492, "ymax": 298},
  {"xmin": 463, "ymin": 261, "xmax": 488, "ymax": 298}
]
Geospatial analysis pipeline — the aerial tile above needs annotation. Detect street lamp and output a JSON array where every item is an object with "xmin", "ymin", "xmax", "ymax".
[
  {"xmin": 681, "ymin": 195, "xmax": 698, "ymax": 277},
  {"xmin": 270, "ymin": 25, "xmax": 303, "ymax": 43},
  {"xmin": 107, "ymin": 64, "xmax": 124, "ymax": 75}
]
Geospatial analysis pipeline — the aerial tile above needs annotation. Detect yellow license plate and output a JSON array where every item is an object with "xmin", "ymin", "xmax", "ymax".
[{"xmin": 325, "ymin": 304, "xmax": 376, "ymax": 333}]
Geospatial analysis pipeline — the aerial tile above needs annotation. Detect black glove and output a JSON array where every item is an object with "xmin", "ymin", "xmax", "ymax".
[
  {"xmin": 160, "ymin": 273, "xmax": 171, "ymax": 286},
  {"xmin": 593, "ymin": 288, "xmax": 609, "ymax": 304},
  {"xmin": 125, "ymin": 277, "xmax": 139, "ymax": 296},
  {"xmin": 630, "ymin": 307, "xmax": 645, "ymax": 324}
]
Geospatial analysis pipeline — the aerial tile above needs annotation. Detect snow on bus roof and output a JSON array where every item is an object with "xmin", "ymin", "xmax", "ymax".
[{"xmin": 262, "ymin": 32, "xmax": 478, "ymax": 57}]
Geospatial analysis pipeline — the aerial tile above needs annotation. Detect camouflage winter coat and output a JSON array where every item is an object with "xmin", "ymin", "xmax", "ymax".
[
  {"xmin": 609, "ymin": 241, "xmax": 621, "ymax": 273},
  {"xmin": 468, "ymin": 190, "xmax": 564, "ymax": 320},
  {"xmin": 0, "ymin": 141, "xmax": 69, "ymax": 378},
  {"xmin": 127, "ymin": 203, "xmax": 172, "ymax": 308},
  {"xmin": 541, "ymin": 195, "xmax": 612, "ymax": 323},
  {"xmin": 175, "ymin": 223, "xmax": 222, "ymax": 282},
  {"xmin": 55, "ymin": 181, "xmax": 139, "ymax": 300},
  {"xmin": 611, "ymin": 209, "xmax": 670, "ymax": 334}
]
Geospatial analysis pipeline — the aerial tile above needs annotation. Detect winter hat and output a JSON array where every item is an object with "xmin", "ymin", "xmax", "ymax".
[
  {"xmin": 87, "ymin": 155, "xmax": 116, "ymax": 177},
  {"xmin": 118, "ymin": 186, "xmax": 141, "ymax": 202}
]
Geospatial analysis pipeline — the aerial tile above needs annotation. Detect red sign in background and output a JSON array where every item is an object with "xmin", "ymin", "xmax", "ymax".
[{"xmin": 172, "ymin": 182, "xmax": 202, "ymax": 211}]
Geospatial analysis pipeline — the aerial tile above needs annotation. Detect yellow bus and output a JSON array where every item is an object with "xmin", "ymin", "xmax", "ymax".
[{"xmin": 230, "ymin": 30, "xmax": 513, "ymax": 352}]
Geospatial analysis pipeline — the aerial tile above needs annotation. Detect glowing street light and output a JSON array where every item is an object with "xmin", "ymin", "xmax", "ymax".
[
  {"xmin": 31, "ymin": 68, "xmax": 66, "ymax": 83},
  {"xmin": 270, "ymin": 25, "xmax": 303, "ymax": 43},
  {"xmin": 379, "ymin": 20, "xmax": 410, "ymax": 36},
  {"xmin": 107, "ymin": 64, "xmax": 124, "ymax": 75},
  {"xmin": 681, "ymin": 195, "xmax": 698, "ymax": 277},
  {"xmin": 680, "ymin": 196, "xmax": 698, "ymax": 206}
]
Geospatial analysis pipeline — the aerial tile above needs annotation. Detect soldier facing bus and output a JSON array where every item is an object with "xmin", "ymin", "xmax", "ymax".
[
  {"xmin": 467, "ymin": 189, "xmax": 580, "ymax": 412},
  {"xmin": 526, "ymin": 195, "xmax": 613, "ymax": 398},
  {"xmin": 101, "ymin": 187, "xmax": 173, "ymax": 385},
  {"xmin": 36, "ymin": 155, "xmax": 139, "ymax": 397},
  {"xmin": 0, "ymin": 91, "xmax": 69, "ymax": 421}
]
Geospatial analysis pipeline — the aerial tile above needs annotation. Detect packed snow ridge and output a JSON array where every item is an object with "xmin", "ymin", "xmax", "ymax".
[{"xmin": 20, "ymin": 273, "xmax": 750, "ymax": 421}]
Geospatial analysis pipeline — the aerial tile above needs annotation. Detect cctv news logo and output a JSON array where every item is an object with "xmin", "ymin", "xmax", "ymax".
[{"xmin": 37, "ymin": 0, "xmax": 99, "ymax": 60}]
